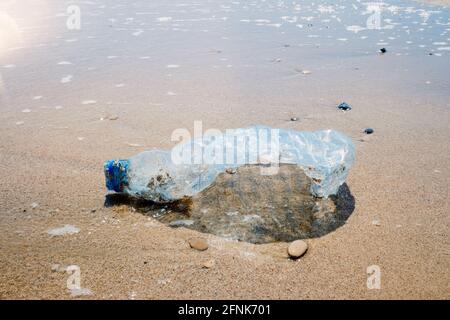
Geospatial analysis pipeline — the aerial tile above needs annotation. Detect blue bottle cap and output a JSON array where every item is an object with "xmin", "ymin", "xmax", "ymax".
[{"xmin": 104, "ymin": 159, "xmax": 129, "ymax": 192}]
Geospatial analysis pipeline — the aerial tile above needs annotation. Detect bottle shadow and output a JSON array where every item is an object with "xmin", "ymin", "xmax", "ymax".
[{"xmin": 104, "ymin": 182, "xmax": 355, "ymax": 244}]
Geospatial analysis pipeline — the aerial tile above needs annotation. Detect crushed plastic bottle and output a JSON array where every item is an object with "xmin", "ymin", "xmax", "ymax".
[{"xmin": 104, "ymin": 126, "xmax": 355, "ymax": 202}]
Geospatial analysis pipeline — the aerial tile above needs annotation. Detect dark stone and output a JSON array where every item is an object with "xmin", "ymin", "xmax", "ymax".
[
  {"xmin": 337, "ymin": 102, "xmax": 352, "ymax": 111},
  {"xmin": 364, "ymin": 128, "xmax": 374, "ymax": 134}
]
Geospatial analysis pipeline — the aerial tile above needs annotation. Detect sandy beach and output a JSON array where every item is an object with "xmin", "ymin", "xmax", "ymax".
[{"xmin": 0, "ymin": 0, "xmax": 449, "ymax": 299}]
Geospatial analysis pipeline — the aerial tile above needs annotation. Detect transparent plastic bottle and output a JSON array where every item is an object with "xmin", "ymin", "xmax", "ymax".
[{"xmin": 104, "ymin": 126, "xmax": 355, "ymax": 202}]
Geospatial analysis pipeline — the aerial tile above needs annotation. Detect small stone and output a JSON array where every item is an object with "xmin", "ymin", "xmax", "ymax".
[
  {"xmin": 90, "ymin": 209, "xmax": 96, "ymax": 213},
  {"xmin": 31, "ymin": 202, "xmax": 39, "ymax": 209},
  {"xmin": 301, "ymin": 70, "xmax": 311, "ymax": 75},
  {"xmin": 337, "ymin": 102, "xmax": 352, "ymax": 111},
  {"xmin": 225, "ymin": 168, "xmax": 236, "ymax": 174},
  {"xmin": 287, "ymin": 240, "xmax": 308, "ymax": 259},
  {"xmin": 189, "ymin": 238, "xmax": 208, "ymax": 251},
  {"xmin": 51, "ymin": 264, "xmax": 60, "ymax": 272},
  {"xmin": 202, "ymin": 259, "xmax": 215, "ymax": 269},
  {"xmin": 372, "ymin": 220, "xmax": 381, "ymax": 226},
  {"xmin": 290, "ymin": 117, "xmax": 298, "ymax": 122},
  {"xmin": 51, "ymin": 264, "xmax": 66, "ymax": 272},
  {"xmin": 169, "ymin": 219, "xmax": 195, "ymax": 228},
  {"xmin": 127, "ymin": 143, "xmax": 142, "ymax": 147},
  {"xmin": 364, "ymin": 128, "xmax": 374, "ymax": 134},
  {"xmin": 380, "ymin": 48, "xmax": 387, "ymax": 54}
]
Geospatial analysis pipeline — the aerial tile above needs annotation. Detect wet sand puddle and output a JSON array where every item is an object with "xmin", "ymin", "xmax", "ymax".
[{"xmin": 106, "ymin": 165, "xmax": 355, "ymax": 244}]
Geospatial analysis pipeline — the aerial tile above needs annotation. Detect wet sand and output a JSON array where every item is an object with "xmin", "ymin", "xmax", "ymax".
[
  {"xmin": 419, "ymin": 0, "xmax": 450, "ymax": 6},
  {"xmin": 0, "ymin": 0, "xmax": 449, "ymax": 299}
]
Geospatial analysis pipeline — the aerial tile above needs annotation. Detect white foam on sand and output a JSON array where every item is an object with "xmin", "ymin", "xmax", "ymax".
[
  {"xmin": 47, "ymin": 225, "xmax": 80, "ymax": 236},
  {"xmin": 61, "ymin": 75, "xmax": 73, "ymax": 83},
  {"xmin": 82, "ymin": 100, "xmax": 96, "ymax": 105},
  {"xmin": 157, "ymin": 17, "xmax": 172, "ymax": 22},
  {"xmin": 346, "ymin": 25, "xmax": 365, "ymax": 33}
]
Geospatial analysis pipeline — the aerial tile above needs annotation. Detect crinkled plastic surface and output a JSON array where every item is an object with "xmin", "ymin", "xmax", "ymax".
[{"xmin": 104, "ymin": 126, "xmax": 355, "ymax": 202}]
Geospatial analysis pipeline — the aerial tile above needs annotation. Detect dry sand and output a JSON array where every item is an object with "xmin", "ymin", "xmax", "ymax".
[{"xmin": 0, "ymin": 0, "xmax": 449, "ymax": 299}]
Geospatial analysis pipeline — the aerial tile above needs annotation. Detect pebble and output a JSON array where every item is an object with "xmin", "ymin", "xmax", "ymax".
[
  {"xmin": 337, "ymin": 102, "xmax": 352, "ymax": 111},
  {"xmin": 290, "ymin": 117, "xmax": 298, "ymax": 121},
  {"xmin": 189, "ymin": 238, "xmax": 208, "ymax": 251},
  {"xmin": 225, "ymin": 168, "xmax": 236, "ymax": 174},
  {"xmin": 364, "ymin": 128, "xmax": 374, "ymax": 134},
  {"xmin": 51, "ymin": 264, "xmax": 60, "ymax": 272},
  {"xmin": 380, "ymin": 48, "xmax": 387, "ymax": 54},
  {"xmin": 31, "ymin": 202, "xmax": 39, "ymax": 209},
  {"xmin": 202, "ymin": 259, "xmax": 215, "ymax": 269},
  {"xmin": 127, "ymin": 143, "xmax": 142, "ymax": 147},
  {"xmin": 372, "ymin": 220, "xmax": 381, "ymax": 226},
  {"xmin": 287, "ymin": 240, "xmax": 308, "ymax": 259},
  {"xmin": 169, "ymin": 219, "xmax": 194, "ymax": 228},
  {"xmin": 51, "ymin": 264, "xmax": 66, "ymax": 272}
]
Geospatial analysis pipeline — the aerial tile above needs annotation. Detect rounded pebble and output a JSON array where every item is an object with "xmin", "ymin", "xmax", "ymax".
[
  {"xmin": 287, "ymin": 240, "xmax": 308, "ymax": 259},
  {"xmin": 189, "ymin": 238, "xmax": 208, "ymax": 251},
  {"xmin": 225, "ymin": 168, "xmax": 236, "ymax": 174},
  {"xmin": 364, "ymin": 128, "xmax": 374, "ymax": 134}
]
